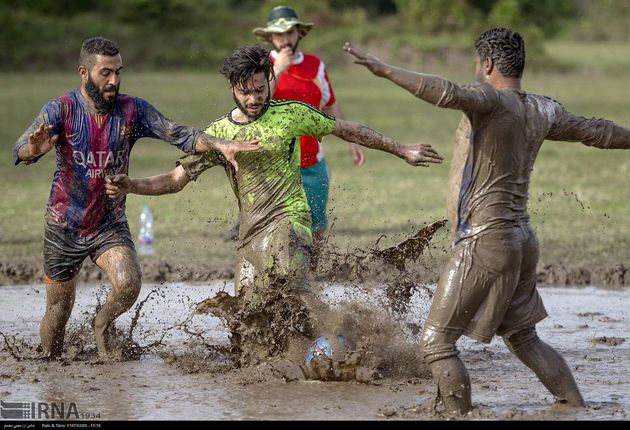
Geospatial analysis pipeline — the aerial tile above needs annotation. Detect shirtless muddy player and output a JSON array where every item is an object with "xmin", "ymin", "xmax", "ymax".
[{"xmin": 345, "ymin": 27, "xmax": 630, "ymax": 414}]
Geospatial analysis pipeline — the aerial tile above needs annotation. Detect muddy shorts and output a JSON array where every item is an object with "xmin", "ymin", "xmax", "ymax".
[
  {"xmin": 43, "ymin": 221, "xmax": 135, "ymax": 284},
  {"xmin": 301, "ymin": 158, "xmax": 330, "ymax": 233},
  {"xmin": 235, "ymin": 220, "xmax": 312, "ymax": 299},
  {"xmin": 424, "ymin": 224, "xmax": 548, "ymax": 343}
]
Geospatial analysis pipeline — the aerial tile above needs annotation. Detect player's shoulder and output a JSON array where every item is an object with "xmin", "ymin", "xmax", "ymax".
[
  {"xmin": 523, "ymin": 93, "xmax": 565, "ymax": 124},
  {"xmin": 463, "ymin": 81, "xmax": 498, "ymax": 96},
  {"xmin": 302, "ymin": 52, "xmax": 323, "ymax": 64},
  {"xmin": 49, "ymin": 88, "xmax": 80, "ymax": 105},
  {"xmin": 269, "ymin": 98, "xmax": 303, "ymax": 108},
  {"xmin": 117, "ymin": 93, "xmax": 137, "ymax": 103},
  {"xmin": 115, "ymin": 93, "xmax": 144, "ymax": 112},
  {"xmin": 119, "ymin": 93, "xmax": 154, "ymax": 109},
  {"xmin": 270, "ymin": 99, "xmax": 335, "ymax": 121},
  {"xmin": 462, "ymin": 81, "xmax": 486, "ymax": 90},
  {"xmin": 42, "ymin": 89, "xmax": 80, "ymax": 113},
  {"xmin": 270, "ymin": 99, "xmax": 318, "ymax": 111},
  {"xmin": 299, "ymin": 52, "xmax": 325, "ymax": 73},
  {"xmin": 530, "ymin": 93, "xmax": 563, "ymax": 106},
  {"xmin": 460, "ymin": 82, "xmax": 501, "ymax": 102},
  {"xmin": 526, "ymin": 93, "xmax": 565, "ymax": 112}
]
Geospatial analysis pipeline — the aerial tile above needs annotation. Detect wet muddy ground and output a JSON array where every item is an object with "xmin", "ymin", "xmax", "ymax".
[
  {"xmin": 0, "ymin": 282, "xmax": 628, "ymax": 420},
  {"xmin": 2, "ymin": 257, "xmax": 630, "ymax": 288}
]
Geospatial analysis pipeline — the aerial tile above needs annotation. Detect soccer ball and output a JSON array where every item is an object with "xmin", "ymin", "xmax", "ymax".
[{"xmin": 304, "ymin": 334, "xmax": 352, "ymax": 365}]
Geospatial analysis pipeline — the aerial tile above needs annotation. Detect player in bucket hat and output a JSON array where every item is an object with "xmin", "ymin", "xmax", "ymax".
[
  {"xmin": 253, "ymin": 5, "xmax": 314, "ymax": 40},
  {"xmin": 246, "ymin": 5, "xmax": 366, "ymax": 267}
]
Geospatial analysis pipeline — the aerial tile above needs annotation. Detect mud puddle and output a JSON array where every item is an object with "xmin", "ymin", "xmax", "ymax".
[{"xmin": 0, "ymin": 283, "xmax": 628, "ymax": 420}]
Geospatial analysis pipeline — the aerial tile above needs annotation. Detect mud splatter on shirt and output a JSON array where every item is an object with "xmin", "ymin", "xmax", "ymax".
[{"xmin": 178, "ymin": 100, "xmax": 336, "ymax": 248}]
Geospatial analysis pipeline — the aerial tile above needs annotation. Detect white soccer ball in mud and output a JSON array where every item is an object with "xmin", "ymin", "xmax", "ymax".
[{"xmin": 304, "ymin": 334, "xmax": 352, "ymax": 365}]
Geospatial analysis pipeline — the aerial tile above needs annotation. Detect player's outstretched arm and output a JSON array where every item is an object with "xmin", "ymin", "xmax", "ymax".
[
  {"xmin": 343, "ymin": 43, "xmax": 442, "ymax": 102},
  {"xmin": 343, "ymin": 42, "xmax": 488, "ymax": 111},
  {"xmin": 548, "ymin": 107, "xmax": 630, "ymax": 150},
  {"xmin": 105, "ymin": 165, "xmax": 191, "ymax": 199},
  {"xmin": 323, "ymin": 103, "xmax": 366, "ymax": 167},
  {"xmin": 332, "ymin": 119, "xmax": 443, "ymax": 167}
]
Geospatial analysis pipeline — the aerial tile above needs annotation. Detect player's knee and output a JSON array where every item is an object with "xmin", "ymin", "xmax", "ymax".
[
  {"xmin": 503, "ymin": 326, "xmax": 538, "ymax": 354},
  {"xmin": 45, "ymin": 284, "xmax": 76, "ymax": 314},
  {"xmin": 112, "ymin": 268, "xmax": 141, "ymax": 304},
  {"xmin": 421, "ymin": 325, "xmax": 460, "ymax": 365}
]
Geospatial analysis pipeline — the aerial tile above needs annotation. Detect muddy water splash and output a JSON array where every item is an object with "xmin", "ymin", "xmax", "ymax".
[
  {"xmin": 191, "ymin": 288, "xmax": 430, "ymax": 383},
  {"xmin": 1, "ymin": 221, "xmax": 446, "ymax": 382},
  {"xmin": 0, "ymin": 286, "xmax": 167, "ymax": 363},
  {"xmin": 2, "ymin": 284, "xmax": 628, "ymax": 419},
  {"xmin": 314, "ymin": 219, "xmax": 447, "ymax": 279},
  {"xmin": 183, "ymin": 220, "xmax": 447, "ymax": 381},
  {"xmin": 194, "ymin": 274, "xmax": 317, "ymax": 367},
  {"xmin": 316, "ymin": 219, "xmax": 447, "ymax": 313}
]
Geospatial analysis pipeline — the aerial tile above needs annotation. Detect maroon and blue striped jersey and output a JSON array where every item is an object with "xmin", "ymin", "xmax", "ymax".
[{"xmin": 14, "ymin": 89, "xmax": 201, "ymax": 237}]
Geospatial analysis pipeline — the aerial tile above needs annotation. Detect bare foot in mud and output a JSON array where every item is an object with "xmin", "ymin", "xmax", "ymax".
[
  {"xmin": 34, "ymin": 344, "xmax": 60, "ymax": 361},
  {"xmin": 93, "ymin": 324, "xmax": 109, "ymax": 358},
  {"xmin": 92, "ymin": 319, "xmax": 122, "ymax": 361}
]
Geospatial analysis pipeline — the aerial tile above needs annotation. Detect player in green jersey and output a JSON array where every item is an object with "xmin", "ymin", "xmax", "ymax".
[{"xmin": 105, "ymin": 46, "xmax": 443, "ymax": 302}]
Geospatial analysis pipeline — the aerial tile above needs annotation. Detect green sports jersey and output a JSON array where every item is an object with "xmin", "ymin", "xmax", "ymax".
[{"xmin": 178, "ymin": 99, "xmax": 336, "ymax": 247}]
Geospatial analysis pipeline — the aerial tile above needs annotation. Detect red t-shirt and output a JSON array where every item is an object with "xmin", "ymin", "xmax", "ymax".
[{"xmin": 271, "ymin": 51, "xmax": 337, "ymax": 168}]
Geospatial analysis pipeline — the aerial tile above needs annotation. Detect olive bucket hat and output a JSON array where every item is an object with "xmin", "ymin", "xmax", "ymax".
[{"xmin": 253, "ymin": 5, "xmax": 314, "ymax": 40}]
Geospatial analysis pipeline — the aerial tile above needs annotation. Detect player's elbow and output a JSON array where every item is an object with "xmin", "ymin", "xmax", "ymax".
[{"xmin": 171, "ymin": 172, "xmax": 191, "ymax": 193}]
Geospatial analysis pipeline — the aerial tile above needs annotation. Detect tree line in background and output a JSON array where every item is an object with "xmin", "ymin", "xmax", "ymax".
[{"xmin": 1, "ymin": 0, "xmax": 629, "ymax": 71}]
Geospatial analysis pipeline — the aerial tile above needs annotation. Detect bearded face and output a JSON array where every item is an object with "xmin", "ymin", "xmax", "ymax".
[
  {"xmin": 81, "ymin": 53, "xmax": 123, "ymax": 113},
  {"xmin": 270, "ymin": 25, "xmax": 300, "ymax": 56},
  {"xmin": 85, "ymin": 73, "xmax": 119, "ymax": 113},
  {"xmin": 231, "ymin": 72, "xmax": 271, "ymax": 121}
]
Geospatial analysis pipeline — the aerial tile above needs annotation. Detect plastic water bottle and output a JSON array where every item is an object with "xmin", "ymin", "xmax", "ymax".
[{"xmin": 138, "ymin": 206, "xmax": 154, "ymax": 256}]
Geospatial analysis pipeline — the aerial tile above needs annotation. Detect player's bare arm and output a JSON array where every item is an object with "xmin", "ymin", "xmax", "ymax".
[
  {"xmin": 332, "ymin": 119, "xmax": 443, "ymax": 167},
  {"xmin": 323, "ymin": 103, "xmax": 366, "ymax": 167},
  {"xmin": 105, "ymin": 165, "xmax": 190, "ymax": 199},
  {"xmin": 343, "ymin": 42, "xmax": 446, "ymax": 104}
]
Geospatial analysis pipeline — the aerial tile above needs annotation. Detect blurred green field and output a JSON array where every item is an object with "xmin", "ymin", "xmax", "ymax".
[{"xmin": 2, "ymin": 41, "xmax": 630, "ymax": 272}]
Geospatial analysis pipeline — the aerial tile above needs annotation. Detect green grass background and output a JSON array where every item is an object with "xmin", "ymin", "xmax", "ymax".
[{"xmin": 2, "ymin": 41, "xmax": 630, "ymax": 272}]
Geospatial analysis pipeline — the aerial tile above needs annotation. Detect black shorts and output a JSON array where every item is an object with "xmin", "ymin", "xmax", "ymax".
[{"xmin": 43, "ymin": 221, "xmax": 135, "ymax": 284}]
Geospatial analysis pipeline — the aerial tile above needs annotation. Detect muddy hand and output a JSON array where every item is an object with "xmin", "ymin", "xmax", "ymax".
[
  {"xmin": 343, "ymin": 42, "xmax": 388, "ymax": 77},
  {"xmin": 214, "ymin": 138, "xmax": 261, "ymax": 172},
  {"xmin": 401, "ymin": 143, "xmax": 444, "ymax": 167},
  {"xmin": 28, "ymin": 122, "xmax": 58, "ymax": 158},
  {"xmin": 105, "ymin": 174, "xmax": 130, "ymax": 199}
]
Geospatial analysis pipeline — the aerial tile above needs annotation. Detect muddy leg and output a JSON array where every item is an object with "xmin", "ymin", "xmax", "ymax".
[
  {"xmin": 93, "ymin": 246, "xmax": 141, "ymax": 357},
  {"xmin": 40, "ymin": 280, "xmax": 77, "ymax": 358},
  {"xmin": 504, "ymin": 327, "xmax": 585, "ymax": 406},
  {"xmin": 422, "ymin": 326, "xmax": 472, "ymax": 415},
  {"xmin": 309, "ymin": 231, "xmax": 325, "ymax": 271}
]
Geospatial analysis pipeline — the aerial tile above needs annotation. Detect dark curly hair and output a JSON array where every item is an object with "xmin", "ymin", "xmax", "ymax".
[
  {"xmin": 220, "ymin": 46, "xmax": 275, "ymax": 88},
  {"xmin": 79, "ymin": 37, "xmax": 119, "ymax": 69},
  {"xmin": 474, "ymin": 27, "xmax": 525, "ymax": 78}
]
